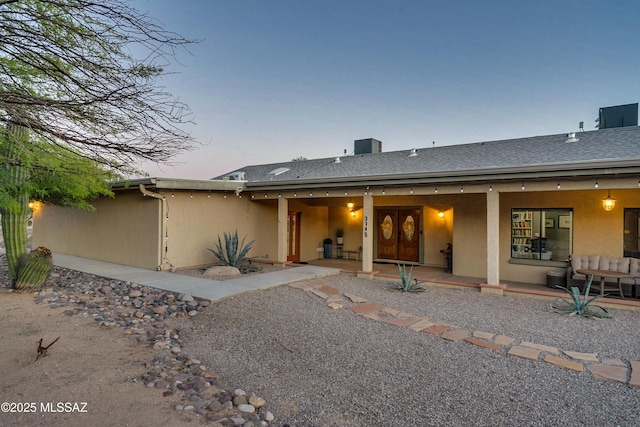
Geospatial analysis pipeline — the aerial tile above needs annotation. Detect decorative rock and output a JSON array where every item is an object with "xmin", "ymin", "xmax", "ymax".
[
  {"xmin": 237, "ymin": 404, "xmax": 256, "ymax": 414},
  {"xmin": 180, "ymin": 294, "xmax": 194, "ymax": 302},
  {"xmin": 188, "ymin": 310, "xmax": 198, "ymax": 317},
  {"xmin": 203, "ymin": 266, "xmax": 241, "ymax": 277},
  {"xmin": 233, "ymin": 395, "xmax": 248, "ymax": 406},
  {"xmin": 249, "ymin": 394, "xmax": 266, "ymax": 408},
  {"xmin": 153, "ymin": 306, "xmax": 166, "ymax": 315},
  {"xmin": 129, "ymin": 290, "xmax": 142, "ymax": 298}
]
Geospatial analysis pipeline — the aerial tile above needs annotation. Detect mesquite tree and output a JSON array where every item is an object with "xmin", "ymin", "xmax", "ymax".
[
  {"xmin": 0, "ymin": 0, "xmax": 198, "ymax": 281},
  {"xmin": 0, "ymin": 0, "xmax": 198, "ymax": 171}
]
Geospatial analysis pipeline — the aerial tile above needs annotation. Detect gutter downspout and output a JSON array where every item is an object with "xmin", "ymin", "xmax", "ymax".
[{"xmin": 139, "ymin": 184, "xmax": 167, "ymax": 271}]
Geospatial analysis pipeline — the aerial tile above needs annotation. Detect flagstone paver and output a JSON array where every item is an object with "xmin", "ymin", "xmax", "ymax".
[
  {"xmin": 588, "ymin": 364, "xmax": 628, "ymax": 383},
  {"xmin": 409, "ymin": 319, "xmax": 435, "ymax": 331},
  {"xmin": 464, "ymin": 337, "xmax": 502, "ymax": 351},
  {"xmin": 494, "ymin": 335, "xmax": 516, "ymax": 346},
  {"xmin": 422, "ymin": 325, "xmax": 450, "ymax": 335},
  {"xmin": 344, "ymin": 293, "xmax": 367, "ymax": 303},
  {"xmin": 292, "ymin": 283, "xmax": 640, "ymax": 386},
  {"xmin": 520, "ymin": 341, "xmax": 560, "ymax": 355},
  {"xmin": 473, "ymin": 331, "xmax": 494, "ymax": 341},
  {"xmin": 384, "ymin": 318, "xmax": 419, "ymax": 327},
  {"xmin": 508, "ymin": 345, "xmax": 541, "ymax": 361},
  {"xmin": 563, "ymin": 350, "xmax": 599, "ymax": 362},
  {"xmin": 441, "ymin": 329, "xmax": 469, "ymax": 342},
  {"xmin": 347, "ymin": 303, "xmax": 383, "ymax": 314},
  {"xmin": 544, "ymin": 354, "xmax": 584, "ymax": 372},
  {"xmin": 630, "ymin": 361, "xmax": 640, "ymax": 387},
  {"xmin": 319, "ymin": 285, "xmax": 340, "ymax": 295}
]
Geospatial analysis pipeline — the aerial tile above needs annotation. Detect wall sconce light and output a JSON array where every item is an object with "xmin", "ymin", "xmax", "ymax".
[
  {"xmin": 351, "ymin": 210, "xmax": 357, "ymax": 218},
  {"xmin": 438, "ymin": 210, "xmax": 445, "ymax": 218},
  {"xmin": 602, "ymin": 190, "xmax": 616, "ymax": 211},
  {"xmin": 28, "ymin": 201, "xmax": 41, "ymax": 210}
]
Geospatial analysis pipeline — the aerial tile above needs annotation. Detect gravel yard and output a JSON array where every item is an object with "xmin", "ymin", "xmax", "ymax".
[{"xmin": 174, "ymin": 274, "xmax": 640, "ymax": 426}]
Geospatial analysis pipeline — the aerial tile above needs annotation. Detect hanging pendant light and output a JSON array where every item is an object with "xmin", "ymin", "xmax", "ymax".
[{"xmin": 602, "ymin": 190, "xmax": 616, "ymax": 211}]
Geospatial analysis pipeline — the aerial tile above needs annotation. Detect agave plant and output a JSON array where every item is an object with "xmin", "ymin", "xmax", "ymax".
[
  {"xmin": 550, "ymin": 276, "xmax": 611, "ymax": 318},
  {"xmin": 208, "ymin": 230, "xmax": 255, "ymax": 268},
  {"xmin": 396, "ymin": 263, "xmax": 424, "ymax": 293}
]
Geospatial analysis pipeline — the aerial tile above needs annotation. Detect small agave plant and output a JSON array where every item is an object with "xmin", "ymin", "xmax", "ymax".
[
  {"xmin": 550, "ymin": 276, "xmax": 612, "ymax": 318},
  {"xmin": 208, "ymin": 230, "xmax": 255, "ymax": 269},
  {"xmin": 396, "ymin": 264, "xmax": 424, "ymax": 293}
]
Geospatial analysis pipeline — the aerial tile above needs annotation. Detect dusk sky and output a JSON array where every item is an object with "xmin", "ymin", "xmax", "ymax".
[{"xmin": 133, "ymin": 0, "xmax": 640, "ymax": 180}]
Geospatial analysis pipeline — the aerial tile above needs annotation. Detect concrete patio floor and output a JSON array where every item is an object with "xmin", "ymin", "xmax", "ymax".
[{"xmin": 305, "ymin": 257, "xmax": 640, "ymax": 310}]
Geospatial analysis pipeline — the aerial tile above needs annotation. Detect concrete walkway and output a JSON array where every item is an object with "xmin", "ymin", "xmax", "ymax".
[{"xmin": 52, "ymin": 253, "xmax": 340, "ymax": 302}]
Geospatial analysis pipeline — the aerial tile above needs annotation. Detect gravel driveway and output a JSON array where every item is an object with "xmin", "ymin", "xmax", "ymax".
[{"xmin": 175, "ymin": 274, "xmax": 640, "ymax": 426}]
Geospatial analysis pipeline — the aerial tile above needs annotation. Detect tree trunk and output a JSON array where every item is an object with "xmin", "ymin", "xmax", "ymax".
[{"xmin": 0, "ymin": 124, "xmax": 30, "ymax": 279}]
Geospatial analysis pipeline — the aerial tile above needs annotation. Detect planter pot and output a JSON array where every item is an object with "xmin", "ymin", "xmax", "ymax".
[
  {"xmin": 324, "ymin": 243, "xmax": 332, "ymax": 258},
  {"xmin": 336, "ymin": 237, "xmax": 344, "ymax": 245}
]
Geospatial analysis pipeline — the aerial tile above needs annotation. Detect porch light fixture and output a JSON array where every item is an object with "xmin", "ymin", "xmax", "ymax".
[
  {"xmin": 347, "ymin": 200, "xmax": 355, "ymax": 210},
  {"xmin": 438, "ymin": 210, "xmax": 445, "ymax": 218},
  {"xmin": 602, "ymin": 190, "xmax": 616, "ymax": 211}
]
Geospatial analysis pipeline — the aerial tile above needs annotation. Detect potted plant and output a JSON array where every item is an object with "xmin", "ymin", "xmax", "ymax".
[
  {"xmin": 323, "ymin": 238, "xmax": 333, "ymax": 258},
  {"xmin": 336, "ymin": 228, "xmax": 344, "ymax": 245}
]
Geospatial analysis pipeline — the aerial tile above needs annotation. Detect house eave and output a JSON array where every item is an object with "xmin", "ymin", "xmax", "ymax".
[{"xmin": 111, "ymin": 177, "xmax": 247, "ymax": 192}]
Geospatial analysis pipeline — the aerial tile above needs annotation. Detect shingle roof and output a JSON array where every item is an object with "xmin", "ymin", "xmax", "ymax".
[{"xmin": 213, "ymin": 126, "xmax": 640, "ymax": 187}]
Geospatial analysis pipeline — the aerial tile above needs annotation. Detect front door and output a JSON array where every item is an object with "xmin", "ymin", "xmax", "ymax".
[
  {"xmin": 287, "ymin": 211, "xmax": 301, "ymax": 262},
  {"xmin": 377, "ymin": 208, "xmax": 420, "ymax": 262}
]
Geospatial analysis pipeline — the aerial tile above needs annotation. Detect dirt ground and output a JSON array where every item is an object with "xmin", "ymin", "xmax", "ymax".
[{"xmin": 0, "ymin": 290, "xmax": 204, "ymax": 427}]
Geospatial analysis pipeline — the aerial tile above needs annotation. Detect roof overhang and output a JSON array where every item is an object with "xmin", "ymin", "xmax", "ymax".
[{"xmin": 110, "ymin": 177, "xmax": 247, "ymax": 192}]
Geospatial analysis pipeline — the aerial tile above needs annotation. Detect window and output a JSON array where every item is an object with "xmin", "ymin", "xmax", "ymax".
[
  {"xmin": 511, "ymin": 209, "xmax": 573, "ymax": 261},
  {"xmin": 623, "ymin": 208, "xmax": 640, "ymax": 258}
]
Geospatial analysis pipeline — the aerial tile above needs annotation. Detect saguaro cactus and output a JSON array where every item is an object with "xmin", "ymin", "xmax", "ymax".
[
  {"xmin": 13, "ymin": 247, "xmax": 53, "ymax": 292},
  {"xmin": 0, "ymin": 123, "xmax": 30, "ymax": 278}
]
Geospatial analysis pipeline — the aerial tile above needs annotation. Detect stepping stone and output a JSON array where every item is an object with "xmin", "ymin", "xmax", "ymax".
[
  {"xmin": 494, "ymin": 335, "xmax": 516, "ymax": 346},
  {"xmin": 630, "ymin": 361, "xmax": 640, "ymax": 388},
  {"xmin": 422, "ymin": 325, "xmax": 450, "ymax": 335},
  {"xmin": 544, "ymin": 354, "xmax": 584, "ymax": 372},
  {"xmin": 587, "ymin": 364, "xmax": 628, "ymax": 383},
  {"xmin": 347, "ymin": 303, "xmax": 383, "ymax": 314},
  {"xmin": 344, "ymin": 293, "xmax": 367, "ymax": 303},
  {"xmin": 289, "ymin": 282, "xmax": 313, "ymax": 291},
  {"xmin": 563, "ymin": 351, "xmax": 599, "ymax": 362},
  {"xmin": 520, "ymin": 341, "xmax": 559, "ymax": 355},
  {"xmin": 326, "ymin": 295, "xmax": 343, "ymax": 303},
  {"xmin": 473, "ymin": 330, "xmax": 494, "ymax": 341},
  {"xmin": 409, "ymin": 319, "xmax": 435, "ymax": 331},
  {"xmin": 508, "ymin": 346, "xmax": 541, "ymax": 361},
  {"xmin": 319, "ymin": 285, "xmax": 340, "ymax": 295},
  {"xmin": 360, "ymin": 312, "xmax": 382, "ymax": 321},
  {"xmin": 602, "ymin": 358, "xmax": 626, "ymax": 367},
  {"xmin": 381, "ymin": 307, "xmax": 401, "ymax": 317},
  {"xmin": 442, "ymin": 329, "xmax": 469, "ymax": 342},
  {"xmin": 464, "ymin": 337, "xmax": 501, "ymax": 351},
  {"xmin": 383, "ymin": 318, "xmax": 418, "ymax": 327},
  {"xmin": 327, "ymin": 303, "xmax": 343, "ymax": 310},
  {"xmin": 310, "ymin": 289, "xmax": 329, "ymax": 299}
]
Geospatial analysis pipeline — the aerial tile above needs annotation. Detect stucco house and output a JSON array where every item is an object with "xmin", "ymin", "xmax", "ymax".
[{"xmin": 32, "ymin": 111, "xmax": 640, "ymax": 294}]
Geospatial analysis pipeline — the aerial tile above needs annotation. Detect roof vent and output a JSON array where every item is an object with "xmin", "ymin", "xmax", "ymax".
[
  {"xmin": 565, "ymin": 132, "xmax": 579, "ymax": 143},
  {"xmin": 408, "ymin": 148, "xmax": 418, "ymax": 157}
]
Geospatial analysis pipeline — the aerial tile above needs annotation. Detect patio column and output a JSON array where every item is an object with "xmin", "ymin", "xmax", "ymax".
[
  {"xmin": 277, "ymin": 197, "xmax": 288, "ymax": 265},
  {"xmin": 481, "ymin": 190, "xmax": 505, "ymax": 294},
  {"xmin": 358, "ymin": 193, "xmax": 374, "ymax": 279}
]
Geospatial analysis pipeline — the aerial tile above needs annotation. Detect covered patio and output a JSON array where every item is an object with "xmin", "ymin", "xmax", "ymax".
[{"xmin": 303, "ymin": 258, "xmax": 640, "ymax": 310}]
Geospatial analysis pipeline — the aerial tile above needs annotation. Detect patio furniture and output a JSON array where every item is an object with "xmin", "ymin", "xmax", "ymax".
[
  {"xmin": 344, "ymin": 248, "xmax": 361, "ymax": 261},
  {"xmin": 575, "ymin": 268, "xmax": 630, "ymax": 299},
  {"xmin": 568, "ymin": 254, "xmax": 640, "ymax": 298}
]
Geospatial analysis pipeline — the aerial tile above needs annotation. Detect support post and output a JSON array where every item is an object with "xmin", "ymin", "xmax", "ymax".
[
  {"xmin": 481, "ymin": 190, "xmax": 505, "ymax": 294},
  {"xmin": 277, "ymin": 197, "xmax": 288, "ymax": 265},
  {"xmin": 358, "ymin": 193, "xmax": 374, "ymax": 279}
]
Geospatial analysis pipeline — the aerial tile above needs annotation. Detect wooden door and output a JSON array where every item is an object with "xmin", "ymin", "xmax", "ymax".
[
  {"xmin": 377, "ymin": 209, "xmax": 397, "ymax": 260},
  {"xmin": 398, "ymin": 209, "xmax": 420, "ymax": 262},
  {"xmin": 287, "ymin": 211, "xmax": 301, "ymax": 262}
]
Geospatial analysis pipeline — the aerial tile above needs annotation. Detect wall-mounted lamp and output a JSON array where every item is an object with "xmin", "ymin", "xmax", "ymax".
[
  {"xmin": 438, "ymin": 210, "xmax": 445, "ymax": 218},
  {"xmin": 28, "ymin": 201, "xmax": 41, "ymax": 211},
  {"xmin": 602, "ymin": 190, "xmax": 616, "ymax": 211}
]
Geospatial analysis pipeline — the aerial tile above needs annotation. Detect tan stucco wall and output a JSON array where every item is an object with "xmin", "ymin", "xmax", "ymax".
[
  {"xmin": 499, "ymin": 189, "xmax": 640, "ymax": 285},
  {"xmin": 164, "ymin": 192, "xmax": 278, "ymax": 268},
  {"xmin": 32, "ymin": 192, "xmax": 162, "ymax": 269}
]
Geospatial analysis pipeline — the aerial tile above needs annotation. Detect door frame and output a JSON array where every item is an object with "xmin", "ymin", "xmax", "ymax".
[
  {"xmin": 287, "ymin": 211, "xmax": 301, "ymax": 262},
  {"xmin": 375, "ymin": 207, "xmax": 422, "ymax": 263}
]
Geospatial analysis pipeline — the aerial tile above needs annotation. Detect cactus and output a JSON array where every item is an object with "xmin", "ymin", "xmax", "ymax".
[{"xmin": 13, "ymin": 247, "xmax": 53, "ymax": 292}]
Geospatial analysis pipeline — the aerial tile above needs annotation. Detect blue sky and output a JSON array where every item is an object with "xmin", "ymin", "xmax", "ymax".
[{"xmin": 134, "ymin": 0, "xmax": 640, "ymax": 179}]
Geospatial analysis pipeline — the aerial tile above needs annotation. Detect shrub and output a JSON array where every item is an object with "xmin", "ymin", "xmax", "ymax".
[
  {"xmin": 550, "ymin": 276, "xmax": 612, "ymax": 318},
  {"xmin": 208, "ymin": 230, "xmax": 254, "ymax": 268}
]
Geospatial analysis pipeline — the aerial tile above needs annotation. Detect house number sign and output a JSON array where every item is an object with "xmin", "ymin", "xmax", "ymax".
[{"xmin": 364, "ymin": 215, "xmax": 368, "ymax": 238}]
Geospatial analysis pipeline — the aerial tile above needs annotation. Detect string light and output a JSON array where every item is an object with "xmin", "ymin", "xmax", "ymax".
[
  {"xmin": 489, "ymin": 184, "xmax": 493, "ymax": 192},
  {"xmin": 521, "ymin": 182, "xmax": 525, "ymax": 191},
  {"xmin": 595, "ymin": 178, "xmax": 599, "ymax": 188},
  {"xmin": 557, "ymin": 180, "xmax": 561, "ymax": 189},
  {"xmin": 435, "ymin": 186, "xmax": 438, "ymax": 193},
  {"xmin": 460, "ymin": 185, "xmax": 464, "ymax": 193},
  {"xmin": 410, "ymin": 186, "xmax": 413, "ymax": 194}
]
